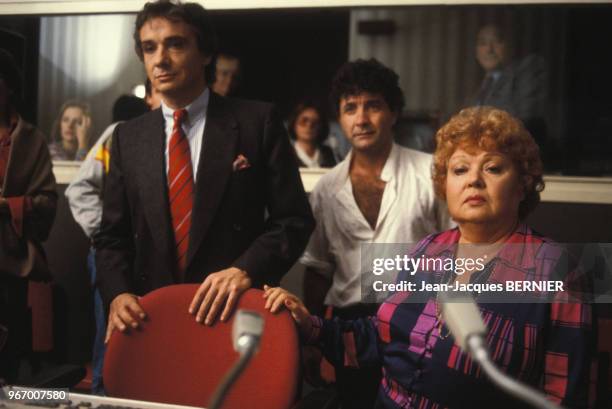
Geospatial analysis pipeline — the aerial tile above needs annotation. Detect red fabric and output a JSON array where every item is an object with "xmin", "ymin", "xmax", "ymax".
[
  {"xmin": 27, "ymin": 281, "xmax": 53, "ymax": 352},
  {"xmin": 103, "ymin": 286, "xmax": 300, "ymax": 409},
  {"xmin": 544, "ymin": 352, "xmax": 569, "ymax": 402},
  {"xmin": 167, "ymin": 109, "xmax": 193, "ymax": 281}
]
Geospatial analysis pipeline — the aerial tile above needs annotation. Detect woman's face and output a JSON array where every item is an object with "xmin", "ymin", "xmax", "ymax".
[
  {"xmin": 294, "ymin": 108, "xmax": 320, "ymax": 143},
  {"xmin": 60, "ymin": 106, "xmax": 84, "ymax": 142},
  {"xmin": 445, "ymin": 148, "xmax": 524, "ymax": 225}
]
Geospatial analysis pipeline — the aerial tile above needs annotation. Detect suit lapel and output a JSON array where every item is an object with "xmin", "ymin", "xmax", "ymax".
[
  {"xmin": 186, "ymin": 93, "xmax": 238, "ymax": 267},
  {"xmin": 138, "ymin": 110, "xmax": 174, "ymax": 259}
]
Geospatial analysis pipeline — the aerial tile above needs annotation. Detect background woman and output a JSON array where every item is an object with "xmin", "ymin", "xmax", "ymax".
[
  {"xmin": 288, "ymin": 101, "xmax": 336, "ymax": 168},
  {"xmin": 265, "ymin": 106, "xmax": 595, "ymax": 408},
  {"xmin": 48, "ymin": 100, "xmax": 91, "ymax": 161}
]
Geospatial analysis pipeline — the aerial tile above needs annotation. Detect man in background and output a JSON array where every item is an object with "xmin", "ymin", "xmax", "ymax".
[
  {"xmin": 469, "ymin": 23, "xmax": 548, "ymax": 155},
  {"xmin": 211, "ymin": 51, "xmax": 241, "ymax": 97}
]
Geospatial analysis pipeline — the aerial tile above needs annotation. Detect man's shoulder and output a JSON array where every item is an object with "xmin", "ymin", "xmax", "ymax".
[
  {"xmin": 396, "ymin": 145, "xmax": 433, "ymax": 175},
  {"xmin": 114, "ymin": 110, "xmax": 161, "ymax": 137}
]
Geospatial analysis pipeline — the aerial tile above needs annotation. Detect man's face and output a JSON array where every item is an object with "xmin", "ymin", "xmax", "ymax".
[
  {"xmin": 212, "ymin": 56, "xmax": 240, "ymax": 97},
  {"xmin": 476, "ymin": 25, "xmax": 507, "ymax": 73},
  {"xmin": 139, "ymin": 17, "xmax": 210, "ymax": 104},
  {"xmin": 338, "ymin": 92, "xmax": 397, "ymax": 153}
]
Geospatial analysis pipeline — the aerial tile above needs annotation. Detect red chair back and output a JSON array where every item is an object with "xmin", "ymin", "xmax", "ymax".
[{"xmin": 103, "ymin": 285, "xmax": 300, "ymax": 409}]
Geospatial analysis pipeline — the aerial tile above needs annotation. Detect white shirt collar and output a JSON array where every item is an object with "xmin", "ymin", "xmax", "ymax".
[
  {"xmin": 161, "ymin": 87, "xmax": 210, "ymax": 127},
  {"xmin": 294, "ymin": 143, "xmax": 321, "ymax": 168}
]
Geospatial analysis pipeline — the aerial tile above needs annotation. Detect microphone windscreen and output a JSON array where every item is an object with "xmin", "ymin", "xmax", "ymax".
[{"xmin": 232, "ymin": 310, "xmax": 264, "ymax": 352}]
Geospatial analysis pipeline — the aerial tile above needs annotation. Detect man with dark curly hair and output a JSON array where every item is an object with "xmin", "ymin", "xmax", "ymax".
[{"xmin": 299, "ymin": 58, "xmax": 452, "ymax": 408}]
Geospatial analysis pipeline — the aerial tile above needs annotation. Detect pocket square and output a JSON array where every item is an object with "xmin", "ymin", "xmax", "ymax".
[{"xmin": 232, "ymin": 154, "xmax": 251, "ymax": 171}]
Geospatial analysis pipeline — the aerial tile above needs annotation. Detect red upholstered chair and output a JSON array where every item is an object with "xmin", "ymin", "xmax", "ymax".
[{"xmin": 103, "ymin": 285, "xmax": 300, "ymax": 409}]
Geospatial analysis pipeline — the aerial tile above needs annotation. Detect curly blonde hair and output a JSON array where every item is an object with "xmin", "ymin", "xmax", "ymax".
[{"xmin": 433, "ymin": 106, "xmax": 544, "ymax": 220}]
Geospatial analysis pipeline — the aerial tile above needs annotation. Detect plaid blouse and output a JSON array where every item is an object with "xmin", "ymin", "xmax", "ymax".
[{"xmin": 307, "ymin": 224, "xmax": 597, "ymax": 408}]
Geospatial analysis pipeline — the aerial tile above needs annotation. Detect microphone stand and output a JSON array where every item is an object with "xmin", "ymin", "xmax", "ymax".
[
  {"xmin": 209, "ymin": 310, "xmax": 264, "ymax": 409},
  {"xmin": 208, "ymin": 335, "xmax": 259, "ymax": 409}
]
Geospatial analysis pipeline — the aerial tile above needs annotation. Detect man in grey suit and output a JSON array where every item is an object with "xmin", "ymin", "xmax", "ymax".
[
  {"xmin": 470, "ymin": 23, "xmax": 548, "ymax": 151},
  {"xmin": 95, "ymin": 0, "xmax": 313, "ymax": 342}
]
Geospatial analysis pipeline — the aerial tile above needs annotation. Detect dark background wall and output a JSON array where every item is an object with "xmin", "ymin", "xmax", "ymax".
[
  {"xmin": 209, "ymin": 8, "xmax": 349, "ymax": 117},
  {"xmin": 0, "ymin": 16, "xmax": 39, "ymax": 124}
]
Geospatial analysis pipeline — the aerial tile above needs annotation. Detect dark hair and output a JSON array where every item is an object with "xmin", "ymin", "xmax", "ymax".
[
  {"xmin": 329, "ymin": 58, "xmax": 404, "ymax": 117},
  {"xmin": 287, "ymin": 101, "xmax": 330, "ymax": 146},
  {"xmin": 112, "ymin": 95, "xmax": 150, "ymax": 123},
  {"xmin": 0, "ymin": 48, "xmax": 23, "ymax": 113},
  {"xmin": 209, "ymin": 50, "xmax": 241, "ymax": 84},
  {"xmin": 134, "ymin": 0, "xmax": 217, "ymax": 60}
]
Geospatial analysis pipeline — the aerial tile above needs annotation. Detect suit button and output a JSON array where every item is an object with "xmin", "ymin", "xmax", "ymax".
[
  {"xmin": 134, "ymin": 233, "xmax": 139, "ymax": 240},
  {"xmin": 140, "ymin": 274, "xmax": 146, "ymax": 281},
  {"xmin": 233, "ymin": 223, "xmax": 242, "ymax": 231}
]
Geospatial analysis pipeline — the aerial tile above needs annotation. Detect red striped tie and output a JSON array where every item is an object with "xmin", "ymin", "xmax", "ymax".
[{"xmin": 168, "ymin": 109, "xmax": 193, "ymax": 281}]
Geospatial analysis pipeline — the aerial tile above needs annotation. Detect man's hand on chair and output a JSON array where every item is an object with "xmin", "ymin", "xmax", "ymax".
[
  {"xmin": 105, "ymin": 293, "xmax": 146, "ymax": 343},
  {"xmin": 189, "ymin": 267, "xmax": 251, "ymax": 325}
]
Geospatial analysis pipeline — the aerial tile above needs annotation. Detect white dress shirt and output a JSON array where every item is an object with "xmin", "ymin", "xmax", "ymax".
[
  {"xmin": 300, "ymin": 143, "xmax": 454, "ymax": 307},
  {"xmin": 161, "ymin": 87, "xmax": 210, "ymax": 181}
]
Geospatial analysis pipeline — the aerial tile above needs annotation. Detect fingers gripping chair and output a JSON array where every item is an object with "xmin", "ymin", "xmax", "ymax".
[{"xmin": 103, "ymin": 285, "xmax": 300, "ymax": 409}]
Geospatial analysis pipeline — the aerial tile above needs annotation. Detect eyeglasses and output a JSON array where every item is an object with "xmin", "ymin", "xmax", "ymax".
[{"xmin": 297, "ymin": 117, "xmax": 320, "ymax": 127}]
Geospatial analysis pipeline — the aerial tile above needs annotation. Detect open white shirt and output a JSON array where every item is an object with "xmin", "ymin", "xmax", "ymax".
[
  {"xmin": 300, "ymin": 143, "xmax": 454, "ymax": 307},
  {"xmin": 161, "ymin": 87, "xmax": 210, "ymax": 181}
]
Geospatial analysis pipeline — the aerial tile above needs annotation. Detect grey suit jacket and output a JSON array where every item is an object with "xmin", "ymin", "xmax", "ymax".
[{"xmin": 471, "ymin": 54, "xmax": 548, "ymax": 122}]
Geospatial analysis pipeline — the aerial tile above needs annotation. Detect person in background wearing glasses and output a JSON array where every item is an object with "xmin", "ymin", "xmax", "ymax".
[{"xmin": 288, "ymin": 100, "xmax": 336, "ymax": 168}]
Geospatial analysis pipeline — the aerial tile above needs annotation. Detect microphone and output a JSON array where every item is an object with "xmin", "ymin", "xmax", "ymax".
[
  {"xmin": 439, "ymin": 292, "xmax": 565, "ymax": 409},
  {"xmin": 209, "ymin": 310, "xmax": 264, "ymax": 409},
  {"xmin": 232, "ymin": 310, "xmax": 264, "ymax": 355}
]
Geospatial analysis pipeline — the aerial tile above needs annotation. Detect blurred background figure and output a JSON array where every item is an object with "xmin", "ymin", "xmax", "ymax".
[
  {"xmin": 0, "ymin": 48, "xmax": 57, "ymax": 384},
  {"xmin": 65, "ymin": 89, "xmax": 156, "ymax": 395},
  {"xmin": 144, "ymin": 78, "xmax": 162, "ymax": 111},
  {"xmin": 48, "ymin": 100, "xmax": 92, "ymax": 161},
  {"xmin": 211, "ymin": 51, "xmax": 241, "ymax": 97},
  {"xmin": 469, "ymin": 23, "xmax": 549, "ymax": 160},
  {"xmin": 288, "ymin": 101, "xmax": 336, "ymax": 168}
]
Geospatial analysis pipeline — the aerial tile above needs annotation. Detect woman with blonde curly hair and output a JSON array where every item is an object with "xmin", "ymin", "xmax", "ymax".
[{"xmin": 264, "ymin": 106, "xmax": 596, "ymax": 409}]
